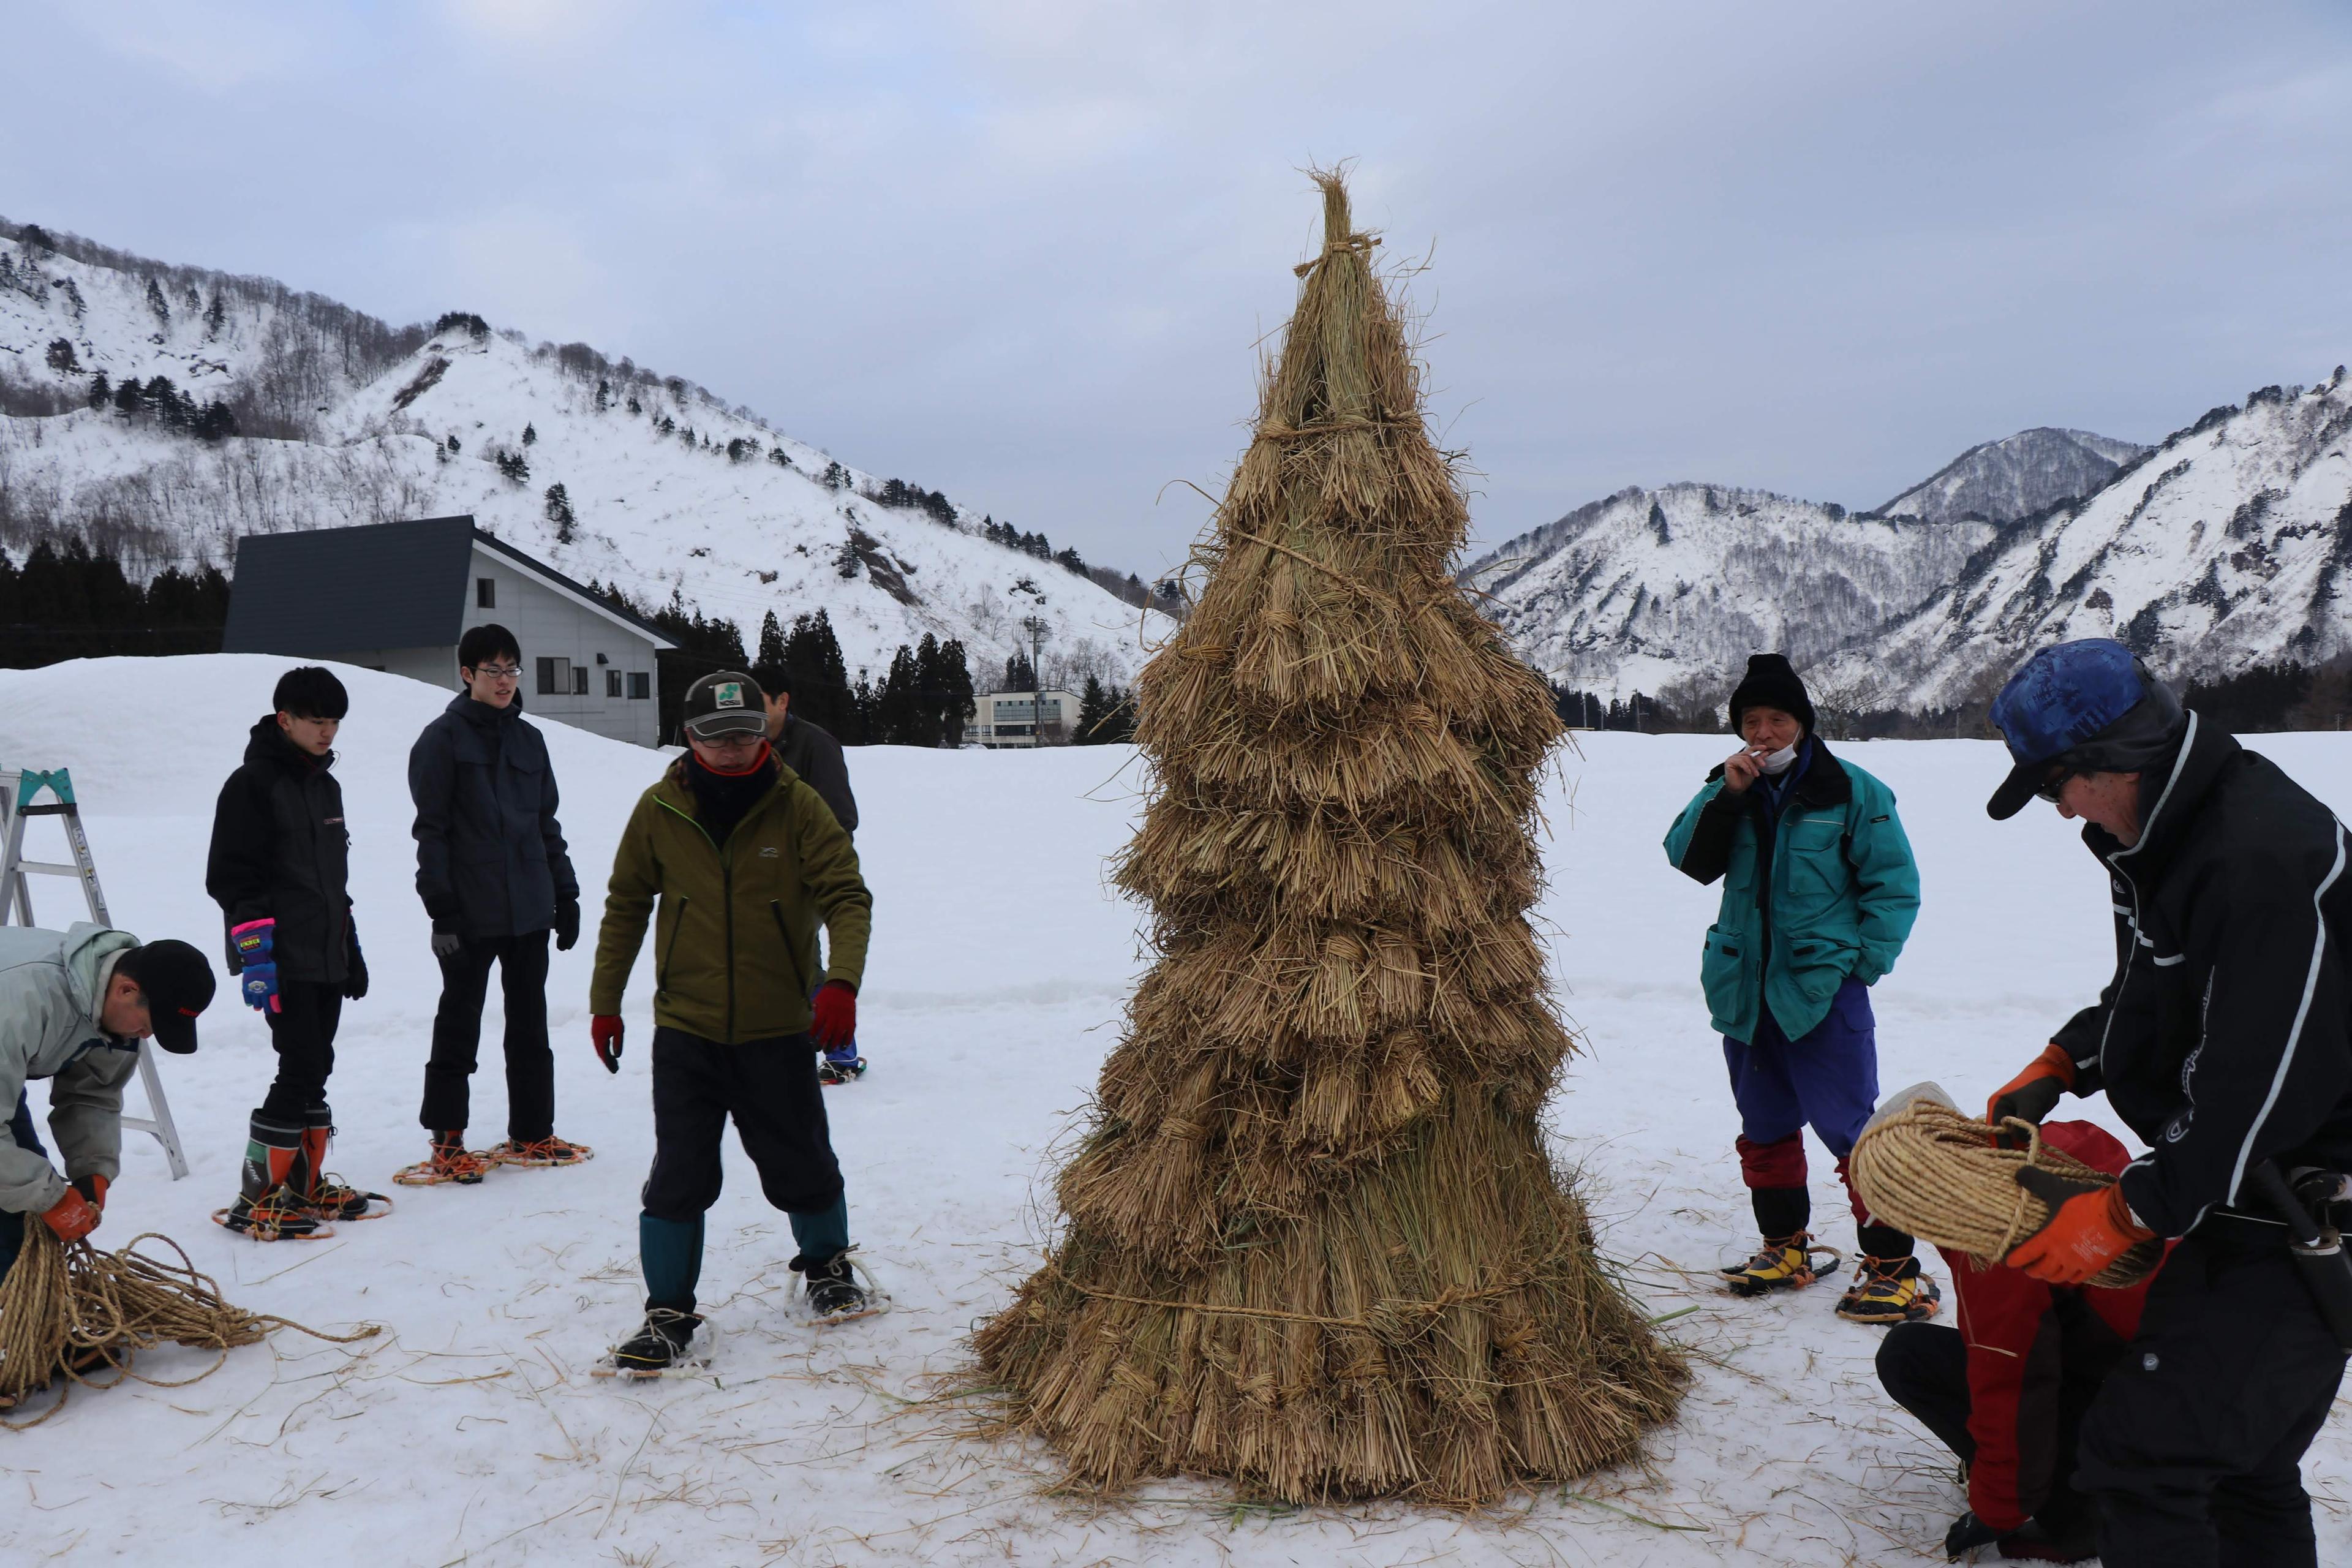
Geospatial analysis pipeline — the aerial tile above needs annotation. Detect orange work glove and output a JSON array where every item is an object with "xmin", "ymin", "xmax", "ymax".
[
  {"xmin": 810, "ymin": 981, "xmax": 857, "ymax": 1049},
  {"xmin": 2005, "ymin": 1166, "xmax": 2153, "ymax": 1286},
  {"xmin": 42, "ymin": 1185, "xmax": 102, "ymax": 1243},
  {"xmin": 591, "ymin": 1015, "xmax": 625, "ymax": 1074},
  {"xmin": 70, "ymin": 1174, "xmax": 108, "ymax": 1208},
  {"xmin": 1988, "ymin": 1042, "xmax": 2076, "ymax": 1126}
]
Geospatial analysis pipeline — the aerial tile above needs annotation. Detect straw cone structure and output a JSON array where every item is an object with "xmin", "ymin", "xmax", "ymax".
[{"xmin": 974, "ymin": 172, "xmax": 1684, "ymax": 1505}]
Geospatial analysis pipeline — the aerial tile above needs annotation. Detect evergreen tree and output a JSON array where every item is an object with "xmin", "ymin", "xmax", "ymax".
[
  {"xmin": 144, "ymin": 277, "xmax": 170, "ymax": 325},
  {"xmin": 85, "ymin": 371, "xmax": 110, "ymax": 410},
  {"xmin": 544, "ymin": 483, "xmax": 576, "ymax": 543},
  {"xmin": 445, "ymin": 434, "xmax": 462, "ymax": 456},
  {"xmin": 45, "ymin": 338, "xmax": 77, "ymax": 373},
  {"xmin": 1005, "ymin": 652, "xmax": 1037, "ymax": 691},
  {"xmin": 112, "ymin": 377, "xmax": 140, "ymax": 416},
  {"xmin": 936, "ymin": 638, "xmax": 976, "ymax": 747},
  {"xmin": 521, "ymin": 422, "xmax": 538, "ymax": 446},
  {"xmin": 753, "ymin": 609, "xmax": 788, "ymax": 693},
  {"xmin": 203, "ymin": 290, "xmax": 226, "ymax": 338}
]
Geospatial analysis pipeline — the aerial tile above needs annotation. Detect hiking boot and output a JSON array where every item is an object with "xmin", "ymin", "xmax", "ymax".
[
  {"xmin": 394, "ymin": 1133, "xmax": 491, "ymax": 1186},
  {"xmin": 609, "ymin": 1306, "xmax": 702, "ymax": 1374},
  {"xmin": 217, "ymin": 1110, "xmax": 326, "ymax": 1241},
  {"xmin": 489, "ymin": 1135, "xmax": 594, "ymax": 1167},
  {"xmin": 799, "ymin": 1253, "xmax": 870, "ymax": 1321},
  {"xmin": 298, "ymin": 1106, "xmax": 388, "ymax": 1220},
  {"xmin": 1836, "ymin": 1254, "xmax": 1942, "ymax": 1324},
  {"xmin": 1722, "ymin": 1232, "xmax": 1829, "ymax": 1298}
]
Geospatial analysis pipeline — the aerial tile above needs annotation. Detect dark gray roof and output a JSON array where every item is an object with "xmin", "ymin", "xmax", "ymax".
[{"xmin": 223, "ymin": 516, "xmax": 671, "ymax": 655}]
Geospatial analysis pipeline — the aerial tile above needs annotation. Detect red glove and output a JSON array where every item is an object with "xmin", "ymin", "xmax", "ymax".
[
  {"xmin": 810, "ymin": 981, "xmax": 857, "ymax": 1049},
  {"xmin": 2005, "ymin": 1166, "xmax": 2153, "ymax": 1286},
  {"xmin": 1988, "ymin": 1042, "xmax": 2076, "ymax": 1126},
  {"xmin": 592, "ymin": 1014, "xmax": 625, "ymax": 1074},
  {"xmin": 70, "ymin": 1174, "xmax": 108, "ymax": 1209},
  {"xmin": 42, "ymin": 1186, "xmax": 101, "ymax": 1243}
]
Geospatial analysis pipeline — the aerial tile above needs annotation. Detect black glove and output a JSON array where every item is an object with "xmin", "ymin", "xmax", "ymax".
[
  {"xmin": 554, "ymin": 897, "xmax": 581, "ymax": 952},
  {"xmin": 344, "ymin": 942, "xmax": 369, "ymax": 1000},
  {"xmin": 1989, "ymin": 1075, "xmax": 2067, "ymax": 1128},
  {"xmin": 431, "ymin": 916, "xmax": 462, "ymax": 960},
  {"xmin": 1945, "ymin": 1510, "xmax": 2002, "ymax": 1560}
]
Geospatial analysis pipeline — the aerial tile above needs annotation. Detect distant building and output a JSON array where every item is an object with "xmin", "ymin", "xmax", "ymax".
[
  {"xmin": 966, "ymin": 688, "xmax": 1079, "ymax": 747},
  {"xmin": 222, "ymin": 514, "xmax": 675, "ymax": 748}
]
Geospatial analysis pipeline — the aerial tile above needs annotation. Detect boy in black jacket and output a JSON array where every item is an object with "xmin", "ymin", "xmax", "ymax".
[
  {"xmin": 402, "ymin": 624, "xmax": 586, "ymax": 1183},
  {"xmin": 206, "ymin": 666, "xmax": 382, "ymax": 1239}
]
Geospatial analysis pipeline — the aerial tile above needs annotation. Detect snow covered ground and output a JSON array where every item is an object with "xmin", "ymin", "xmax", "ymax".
[{"xmin": 2, "ymin": 654, "xmax": 2347, "ymax": 1566}]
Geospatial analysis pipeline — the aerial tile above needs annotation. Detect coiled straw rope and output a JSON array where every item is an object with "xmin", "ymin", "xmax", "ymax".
[
  {"xmin": 0, "ymin": 1221, "xmax": 380, "ymax": 1427},
  {"xmin": 1847, "ymin": 1093, "xmax": 2161, "ymax": 1290}
]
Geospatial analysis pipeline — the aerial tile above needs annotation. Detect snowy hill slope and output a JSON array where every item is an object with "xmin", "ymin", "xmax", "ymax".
[
  {"xmin": 1875, "ymin": 426, "xmax": 2147, "ymax": 524},
  {"xmin": 0, "ymin": 223, "xmax": 1166, "ymax": 685},
  {"xmin": 1461, "ymin": 483, "xmax": 1997, "ymax": 697},
  {"xmin": 1825, "ymin": 369, "xmax": 2352, "ymax": 709}
]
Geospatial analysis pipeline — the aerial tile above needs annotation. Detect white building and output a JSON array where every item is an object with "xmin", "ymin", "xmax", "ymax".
[
  {"xmin": 222, "ymin": 514, "xmax": 676, "ymax": 747},
  {"xmin": 966, "ymin": 688, "xmax": 1079, "ymax": 747}
]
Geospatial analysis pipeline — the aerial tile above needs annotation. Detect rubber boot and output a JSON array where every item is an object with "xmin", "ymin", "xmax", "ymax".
[
  {"xmin": 221, "ymin": 1110, "xmax": 323, "ymax": 1240},
  {"xmin": 298, "ymin": 1106, "xmax": 386, "ymax": 1221}
]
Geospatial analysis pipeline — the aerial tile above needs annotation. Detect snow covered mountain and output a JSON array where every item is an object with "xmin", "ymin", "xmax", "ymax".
[
  {"xmin": 1824, "ymin": 371, "xmax": 2352, "ymax": 710},
  {"xmin": 0, "ymin": 221, "xmax": 1166, "ymax": 687},
  {"xmin": 1875, "ymin": 426, "xmax": 2149, "ymax": 524},
  {"xmin": 1461, "ymin": 484, "xmax": 1997, "ymax": 699}
]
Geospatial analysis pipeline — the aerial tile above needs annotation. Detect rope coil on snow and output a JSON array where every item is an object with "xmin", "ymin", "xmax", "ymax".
[{"xmin": 0, "ymin": 1223, "xmax": 380, "ymax": 1427}]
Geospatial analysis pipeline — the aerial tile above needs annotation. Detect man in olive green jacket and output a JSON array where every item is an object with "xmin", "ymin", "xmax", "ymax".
[{"xmin": 588, "ymin": 671, "xmax": 875, "ymax": 1372}]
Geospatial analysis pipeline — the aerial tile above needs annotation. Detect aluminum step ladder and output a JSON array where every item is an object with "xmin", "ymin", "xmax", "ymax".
[{"xmin": 1, "ymin": 767, "xmax": 190, "ymax": 1179}]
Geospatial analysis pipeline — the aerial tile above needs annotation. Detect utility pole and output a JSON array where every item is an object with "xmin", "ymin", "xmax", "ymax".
[{"xmin": 1020, "ymin": 614, "xmax": 1052, "ymax": 745}]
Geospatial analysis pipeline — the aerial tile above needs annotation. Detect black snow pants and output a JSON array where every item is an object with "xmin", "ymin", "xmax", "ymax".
[
  {"xmin": 419, "ymin": 931, "xmax": 553, "ymax": 1141},
  {"xmin": 261, "ymin": 981, "xmax": 342, "ymax": 1116},
  {"xmin": 2076, "ymin": 1224, "xmax": 2348, "ymax": 1567},
  {"xmin": 639, "ymin": 1027, "xmax": 843, "ymax": 1221}
]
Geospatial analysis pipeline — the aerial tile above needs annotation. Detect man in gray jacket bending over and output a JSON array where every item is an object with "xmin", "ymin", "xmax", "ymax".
[{"xmin": 1, "ymin": 923, "xmax": 215, "ymax": 1285}]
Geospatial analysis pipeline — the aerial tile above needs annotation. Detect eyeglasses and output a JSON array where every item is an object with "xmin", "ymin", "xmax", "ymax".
[
  {"xmin": 472, "ymin": 665, "xmax": 522, "ymax": 680},
  {"xmin": 2035, "ymin": 766, "xmax": 2075, "ymax": 804}
]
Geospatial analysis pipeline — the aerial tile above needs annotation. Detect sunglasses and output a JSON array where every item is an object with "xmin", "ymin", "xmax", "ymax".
[{"xmin": 2035, "ymin": 766, "xmax": 2075, "ymax": 804}]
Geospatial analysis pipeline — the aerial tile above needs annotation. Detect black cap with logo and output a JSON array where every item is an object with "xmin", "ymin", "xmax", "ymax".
[
  {"xmin": 115, "ymin": 940, "xmax": 217, "ymax": 1054},
  {"xmin": 680, "ymin": 670, "xmax": 768, "ymax": 741}
]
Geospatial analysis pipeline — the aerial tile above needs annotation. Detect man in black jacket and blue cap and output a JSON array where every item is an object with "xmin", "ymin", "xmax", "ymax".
[
  {"xmin": 404, "ymin": 624, "xmax": 586, "ymax": 1185},
  {"xmin": 1982, "ymin": 637, "xmax": 2352, "ymax": 1567}
]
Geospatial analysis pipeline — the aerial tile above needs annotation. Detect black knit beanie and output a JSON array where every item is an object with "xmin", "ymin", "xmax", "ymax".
[{"xmin": 1727, "ymin": 653, "xmax": 1815, "ymax": 734}]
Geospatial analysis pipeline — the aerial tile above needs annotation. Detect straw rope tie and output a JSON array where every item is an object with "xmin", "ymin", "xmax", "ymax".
[
  {"xmin": 1040, "ymin": 1257, "xmax": 1553, "ymax": 1343},
  {"xmin": 1294, "ymin": 233, "xmax": 1381, "ymax": 276}
]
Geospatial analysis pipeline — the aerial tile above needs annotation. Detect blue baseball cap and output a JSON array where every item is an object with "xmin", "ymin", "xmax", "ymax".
[{"xmin": 1986, "ymin": 639, "xmax": 2180, "ymax": 820}]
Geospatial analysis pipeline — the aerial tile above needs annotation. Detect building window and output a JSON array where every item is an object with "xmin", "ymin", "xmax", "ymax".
[
  {"xmin": 606, "ymin": 669, "xmax": 623, "ymax": 698},
  {"xmin": 628, "ymin": 672, "xmax": 651, "ymax": 700},
  {"xmin": 477, "ymin": 577, "xmax": 496, "ymax": 608},
  {"xmin": 537, "ymin": 657, "xmax": 571, "ymax": 696},
  {"xmin": 573, "ymin": 666, "xmax": 589, "ymax": 695}
]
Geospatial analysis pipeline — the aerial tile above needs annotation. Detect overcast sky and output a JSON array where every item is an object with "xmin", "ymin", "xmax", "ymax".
[{"xmin": 6, "ymin": 1, "xmax": 2348, "ymax": 578}]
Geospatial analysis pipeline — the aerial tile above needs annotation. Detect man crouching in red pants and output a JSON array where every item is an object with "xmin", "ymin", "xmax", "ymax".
[{"xmin": 1875, "ymin": 1119, "xmax": 2160, "ymax": 1563}]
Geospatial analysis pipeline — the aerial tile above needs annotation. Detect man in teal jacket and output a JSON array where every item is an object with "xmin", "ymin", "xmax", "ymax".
[{"xmin": 1664, "ymin": 654, "xmax": 1929, "ymax": 1323}]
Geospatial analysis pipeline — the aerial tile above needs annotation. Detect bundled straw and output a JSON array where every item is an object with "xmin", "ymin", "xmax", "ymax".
[
  {"xmin": 1, "ymin": 1221, "xmax": 379, "ymax": 1427},
  {"xmin": 1847, "ymin": 1098, "xmax": 2161, "ymax": 1289},
  {"xmin": 974, "ymin": 171, "xmax": 1685, "ymax": 1505}
]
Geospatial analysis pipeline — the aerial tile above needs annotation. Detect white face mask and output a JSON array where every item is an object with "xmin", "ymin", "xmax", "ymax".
[{"xmin": 1758, "ymin": 741, "xmax": 1800, "ymax": 776}]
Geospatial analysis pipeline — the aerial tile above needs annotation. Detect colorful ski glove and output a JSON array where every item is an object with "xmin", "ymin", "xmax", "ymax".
[
  {"xmin": 430, "ymin": 917, "xmax": 462, "ymax": 960},
  {"xmin": 2005, "ymin": 1166, "xmax": 2153, "ymax": 1286},
  {"xmin": 592, "ymin": 1015, "xmax": 624, "ymax": 1074},
  {"xmin": 810, "ymin": 981, "xmax": 857, "ymax": 1049},
  {"xmin": 231, "ymin": 917, "xmax": 279, "ymax": 1013},
  {"xmin": 42, "ymin": 1185, "xmax": 101, "ymax": 1242},
  {"xmin": 1987, "ymin": 1042, "xmax": 2075, "ymax": 1126},
  {"xmin": 70, "ymin": 1174, "xmax": 107, "ymax": 1208},
  {"xmin": 554, "ymin": 897, "xmax": 581, "ymax": 953}
]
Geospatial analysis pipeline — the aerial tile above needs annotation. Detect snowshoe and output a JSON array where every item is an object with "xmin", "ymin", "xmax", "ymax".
[
  {"xmin": 216, "ymin": 1184, "xmax": 328, "ymax": 1242},
  {"xmin": 393, "ymin": 1133, "xmax": 492, "ymax": 1186},
  {"xmin": 594, "ymin": 1307, "xmax": 706, "ymax": 1379},
  {"xmin": 797, "ymin": 1251, "xmax": 881, "ymax": 1325},
  {"xmin": 488, "ymin": 1135, "xmax": 594, "ymax": 1167},
  {"xmin": 1722, "ymin": 1232, "xmax": 1838, "ymax": 1298},
  {"xmin": 817, "ymin": 1051, "xmax": 866, "ymax": 1086},
  {"xmin": 298, "ymin": 1107, "xmax": 389, "ymax": 1219},
  {"xmin": 1836, "ymin": 1254, "xmax": 1942, "ymax": 1324}
]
